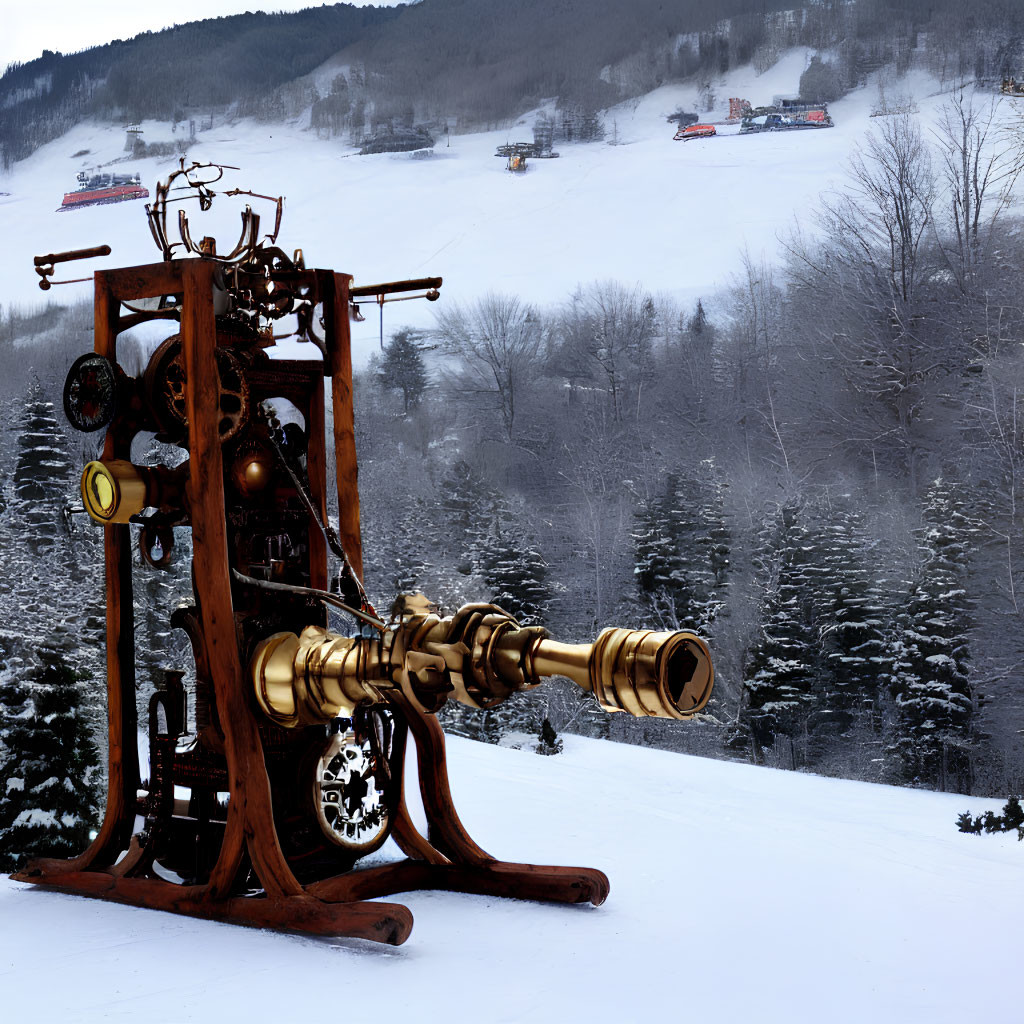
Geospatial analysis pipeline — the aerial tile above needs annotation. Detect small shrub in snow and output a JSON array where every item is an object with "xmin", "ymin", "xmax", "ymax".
[{"xmin": 957, "ymin": 796, "xmax": 1024, "ymax": 840}]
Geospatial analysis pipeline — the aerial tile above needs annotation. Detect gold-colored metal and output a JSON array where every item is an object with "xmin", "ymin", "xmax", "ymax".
[
  {"xmin": 250, "ymin": 600, "xmax": 714, "ymax": 728},
  {"xmin": 81, "ymin": 460, "xmax": 148, "ymax": 524},
  {"xmin": 229, "ymin": 444, "xmax": 273, "ymax": 497}
]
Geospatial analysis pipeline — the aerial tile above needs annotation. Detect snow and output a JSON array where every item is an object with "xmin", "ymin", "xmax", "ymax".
[
  {"xmin": 12, "ymin": 807, "xmax": 58, "ymax": 828},
  {"xmin": 0, "ymin": 54, "xmax": 989, "ymax": 368},
  {"xmin": 1, "ymin": 733, "xmax": 1021, "ymax": 1023}
]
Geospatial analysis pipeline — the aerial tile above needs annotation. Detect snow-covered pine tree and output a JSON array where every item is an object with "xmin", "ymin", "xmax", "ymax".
[
  {"xmin": 377, "ymin": 329, "xmax": 429, "ymax": 413},
  {"xmin": 0, "ymin": 645, "xmax": 100, "ymax": 871},
  {"xmin": 434, "ymin": 459, "xmax": 493, "ymax": 580},
  {"xmin": 2, "ymin": 381, "xmax": 105, "ymax": 689},
  {"xmin": 481, "ymin": 500, "xmax": 550, "ymax": 626},
  {"xmin": 740, "ymin": 502, "xmax": 819, "ymax": 766},
  {"xmin": 384, "ymin": 498, "xmax": 432, "ymax": 601},
  {"xmin": 888, "ymin": 479, "xmax": 976, "ymax": 791},
  {"xmin": 430, "ymin": 461, "xmax": 496, "ymax": 740},
  {"xmin": 472, "ymin": 497, "xmax": 552, "ymax": 743},
  {"xmin": 12, "ymin": 382, "xmax": 74, "ymax": 555},
  {"xmin": 633, "ymin": 461, "xmax": 729, "ymax": 635},
  {"xmin": 808, "ymin": 497, "xmax": 893, "ymax": 767}
]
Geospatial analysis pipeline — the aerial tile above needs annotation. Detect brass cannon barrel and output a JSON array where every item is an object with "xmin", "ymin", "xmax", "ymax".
[{"xmin": 251, "ymin": 601, "xmax": 713, "ymax": 729}]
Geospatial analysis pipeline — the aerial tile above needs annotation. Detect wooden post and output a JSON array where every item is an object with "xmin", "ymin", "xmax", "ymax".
[
  {"xmin": 180, "ymin": 259, "xmax": 303, "ymax": 900},
  {"xmin": 321, "ymin": 271, "xmax": 364, "ymax": 583}
]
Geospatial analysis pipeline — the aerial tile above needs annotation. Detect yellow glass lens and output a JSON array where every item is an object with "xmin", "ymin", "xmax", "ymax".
[{"xmin": 82, "ymin": 462, "xmax": 118, "ymax": 521}]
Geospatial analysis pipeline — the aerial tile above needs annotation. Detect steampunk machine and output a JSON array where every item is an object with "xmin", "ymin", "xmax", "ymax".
[{"xmin": 14, "ymin": 161, "xmax": 714, "ymax": 944}]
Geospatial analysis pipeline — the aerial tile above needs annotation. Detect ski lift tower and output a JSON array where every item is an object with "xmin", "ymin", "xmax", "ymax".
[{"xmin": 124, "ymin": 124, "xmax": 143, "ymax": 153}]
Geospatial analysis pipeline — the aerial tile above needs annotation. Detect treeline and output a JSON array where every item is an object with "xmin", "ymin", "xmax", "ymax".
[{"xmin": 7, "ymin": 1, "xmax": 1024, "ymax": 165}]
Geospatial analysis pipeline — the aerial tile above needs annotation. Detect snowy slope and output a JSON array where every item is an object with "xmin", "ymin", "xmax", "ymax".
[
  {"xmin": 0, "ymin": 52, "xmax": 986, "ymax": 366},
  {"xmin": 1, "ymin": 733, "xmax": 1020, "ymax": 1024}
]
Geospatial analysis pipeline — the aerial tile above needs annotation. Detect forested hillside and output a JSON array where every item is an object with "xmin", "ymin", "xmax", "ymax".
[
  {"xmin": 0, "ymin": 4, "xmax": 401, "ymax": 165},
  {"xmin": 4, "ymin": 0, "xmax": 1024, "ymax": 165}
]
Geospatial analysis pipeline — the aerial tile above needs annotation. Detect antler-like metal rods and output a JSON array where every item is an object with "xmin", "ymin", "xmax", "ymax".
[{"xmin": 34, "ymin": 245, "xmax": 112, "ymax": 290}]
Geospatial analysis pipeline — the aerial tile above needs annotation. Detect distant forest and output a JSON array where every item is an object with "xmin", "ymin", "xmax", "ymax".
[{"xmin": 3, "ymin": 0, "xmax": 1024, "ymax": 165}]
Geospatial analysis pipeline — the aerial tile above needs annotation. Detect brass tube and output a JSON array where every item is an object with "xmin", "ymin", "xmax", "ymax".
[
  {"xmin": 80, "ymin": 459, "xmax": 185, "ymax": 525},
  {"xmin": 530, "ymin": 640, "xmax": 593, "ymax": 689},
  {"xmin": 81, "ymin": 460, "xmax": 149, "ymax": 524},
  {"xmin": 250, "ymin": 603, "xmax": 715, "ymax": 729}
]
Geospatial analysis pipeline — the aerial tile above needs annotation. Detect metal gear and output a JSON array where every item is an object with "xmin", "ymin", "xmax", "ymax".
[{"xmin": 313, "ymin": 729, "xmax": 389, "ymax": 851}]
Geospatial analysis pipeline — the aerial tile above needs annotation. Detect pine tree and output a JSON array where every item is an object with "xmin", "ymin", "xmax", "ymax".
[
  {"xmin": 0, "ymin": 646, "xmax": 100, "ymax": 871},
  {"xmin": 814, "ymin": 500, "xmax": 891, "ymax": 734},
  {"xmin": 473, "ymin": 497, "xmax": 552, "ymax": 743},
  {"xmin": 377, "ymin": 329, "xmax": 429, "ymax": 413},
  {"xmin": 482, "ymin": 501, "xmax": 550, "ymax": 626},
  {"xmin": 435, "ymin": 460, "xmax": 494, "ymax": 579},
  {"xmin": 888, "ymin": 480, "xmax": 976, "ymax": 791},
  {"xmin": 741, "ymin": 503, "xmax": 818, "ymax": 765},
  {"xmin": 12, "ymin": 383, "xmax": 74, "ymax": 555},
  {"xmin": 633, "ymin": 461, "xmax": 729, "ymax": 634},
  {"xmin": 385, "ymin": 499, "xmax": 432, "ymax": 599},
  {"xmin": 1, "ymin": 381, "xmax": 105, "ymax": 689}
]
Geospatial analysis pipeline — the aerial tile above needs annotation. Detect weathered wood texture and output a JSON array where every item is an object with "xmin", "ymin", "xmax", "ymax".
[
  {"xmin": 309, "ymin": 860, "xmax": 610, "ymax": 907},
  {"xmin": 13, "ymin": 259, "xmax": 612, "ymax": 945},
  {"xmin": 11, "ymin": 870, "xmax": 413, "ymax": 945},
  {"xmin": 321, "ymin": 271, "xmax": 364, "ymax": 583},
  {"xmin": 180, "ymin": 260, "xmax": 303, "ymax": 901}
]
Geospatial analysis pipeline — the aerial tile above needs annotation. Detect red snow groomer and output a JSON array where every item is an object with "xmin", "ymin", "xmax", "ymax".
[
  {"xmin": 58, "ymin": 171, "xmax": 149, "ymax": 212},
  {"xmin": 674, "ymin": 123, "xmax": 716, "ymax": 141}
]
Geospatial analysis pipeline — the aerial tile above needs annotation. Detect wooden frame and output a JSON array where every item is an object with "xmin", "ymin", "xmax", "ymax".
[{"xmin": 12, "ymin": 259, "xmax": 608, "ymax": 943}]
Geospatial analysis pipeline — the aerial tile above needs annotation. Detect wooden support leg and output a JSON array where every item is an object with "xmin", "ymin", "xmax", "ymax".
[
  {"xmin": 309, "ymin": 860, "xmax": 609, "ymax": 907},
  {"xmin": 368, "ymin": 699, "xmax": 609, "ymax": 909},
  {"xmin": 11, "ymin": 870, "xmax": 413, "ymax": 945},
  {"xmin": 395, "ymin": 696, "xmax": 491, "ymax": 864}
]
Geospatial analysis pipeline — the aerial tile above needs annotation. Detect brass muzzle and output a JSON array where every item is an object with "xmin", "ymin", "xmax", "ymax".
[
  {"xmin": 81, "ymin": 460, "xmax": 149, "ymax": 524},
  {"xmin": 532, "ymin": 628, "xmax": 714, "ymax": 720}
]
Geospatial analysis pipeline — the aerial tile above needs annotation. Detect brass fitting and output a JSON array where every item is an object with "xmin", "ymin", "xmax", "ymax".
[
  {"xmin": 81, "ymin": 460, "xmax": 149, "ymax": 524},
  {"xmin": 81, "ymin": 459, "xmax": 185, "ymax": 524},
  {"xmin": 250, "ymin": 601, "xmax": 714, "ymax": 728}
]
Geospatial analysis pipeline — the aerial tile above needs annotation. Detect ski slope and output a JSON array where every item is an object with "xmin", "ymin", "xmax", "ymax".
[
  {"xmin": 0, "ymin": 51, "xmax": 986, "ymax": 365},
  {"xmin": 1, "ymin": 733, "xmax": 1020, "ymax": 1023}
]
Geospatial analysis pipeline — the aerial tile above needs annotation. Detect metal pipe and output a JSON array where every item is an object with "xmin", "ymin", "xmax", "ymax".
[{"xmin": 250, "ymin": 603, "xmax": 714, "ymax": 728}]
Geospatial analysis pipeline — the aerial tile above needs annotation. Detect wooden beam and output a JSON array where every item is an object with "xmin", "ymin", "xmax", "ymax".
[
  {"xmin": 180, "ymin": 259, "xmax": 302, "ymax": 900},
  {"xmin": 321, "ymin": 270, "xmax": 364, "ymax": 583}
]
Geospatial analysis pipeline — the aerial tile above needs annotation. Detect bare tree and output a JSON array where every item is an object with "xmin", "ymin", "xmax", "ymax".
[
  {"xmin": 934, "ymin": 88, "xmax": 1024, "ymax": 289},
  {"xmin": 435, "ymin": 294, "xmax": 545, "ymax": 443},
  {"xmin": 844, "ymin": 112, "xmax": 937, "ymax": 306},
  {"xmin": 554, "ymin": 282, "xmax": 656, "ymax": 424},
  {"xmin": 733, "ymin": 250, "xmax": 791, "ymax": 480},
  {"xmin": 783, "ymin": 115, "xmax": 942, "ymax": 490}
]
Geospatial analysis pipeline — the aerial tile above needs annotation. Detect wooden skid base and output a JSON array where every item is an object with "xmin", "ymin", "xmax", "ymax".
[
  {"xmin": 10, "ymin": 869, "xmax": 413, "ymax": 945},
  {"xmin": 308, "ymin": 859, "xmax": 610, "ymax": 907}
]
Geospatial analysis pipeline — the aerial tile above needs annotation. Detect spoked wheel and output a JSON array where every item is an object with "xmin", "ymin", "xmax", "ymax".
[{"xmin": 313, "ymin": 708, "xmax": 399, "ymax": 855}]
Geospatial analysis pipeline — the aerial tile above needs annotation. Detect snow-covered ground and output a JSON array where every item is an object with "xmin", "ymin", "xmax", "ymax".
[
  {"xmin": 1, "ymin": 733, "xmax": 1020, "ymax": 1023},
  {"xmin": 0, "ymin": 51, "xmax": 985, "ymax": 366}
]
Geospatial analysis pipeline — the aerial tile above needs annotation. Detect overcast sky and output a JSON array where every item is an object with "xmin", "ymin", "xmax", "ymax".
[{"xmin": 1, "ymin": 2, "xmax": 401, "ymax": 75}]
